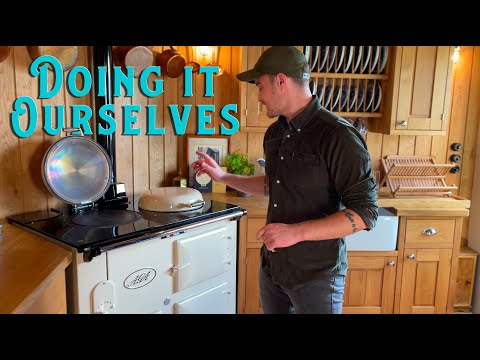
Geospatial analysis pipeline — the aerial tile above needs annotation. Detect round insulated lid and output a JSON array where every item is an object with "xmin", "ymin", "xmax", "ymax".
[
  {"xmin": 42, "ymin": 136, "xmax": 113, "ymax": 205},
  {"xmin": 138, "ymin": 187, "xmax": 205, "ymax": 212}
]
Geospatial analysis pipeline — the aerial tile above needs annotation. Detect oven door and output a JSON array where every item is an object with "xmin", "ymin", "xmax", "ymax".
[{"xmin": 100, "ymin": 217, "xmax": 238, "ymax": 314}]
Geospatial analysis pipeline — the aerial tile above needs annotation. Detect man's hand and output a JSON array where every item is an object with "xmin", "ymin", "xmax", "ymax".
[
  {"xmin": 256, "ymin": 223, "xmax": 302, "ymax": 252},
  {"xmin": 192, "ymin": 151, "xmax": 226, "ymax": 183}
]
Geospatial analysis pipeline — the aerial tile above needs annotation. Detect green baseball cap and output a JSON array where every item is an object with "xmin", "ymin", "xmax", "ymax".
[{"xmin": 236, "ymin": 46, "xmax": 310, "ymax": 83}]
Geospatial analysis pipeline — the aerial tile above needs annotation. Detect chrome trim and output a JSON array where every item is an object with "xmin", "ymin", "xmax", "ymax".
[{"xmin": 95, "ymin": 210, "xmax": 246, "ymax": 255}]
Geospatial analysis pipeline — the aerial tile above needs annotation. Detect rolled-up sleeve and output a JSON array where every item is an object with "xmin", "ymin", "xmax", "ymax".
[{"xmin": 325, "ymin": 125, "xmax": 379, "ymax": 230}]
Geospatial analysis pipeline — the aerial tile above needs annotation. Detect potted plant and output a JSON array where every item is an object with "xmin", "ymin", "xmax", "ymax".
[{"xmin": 225, "ymin": 152, "xmax": 256, "ymax": 197}]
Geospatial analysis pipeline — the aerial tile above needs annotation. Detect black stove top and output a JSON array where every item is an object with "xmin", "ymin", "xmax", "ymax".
[{"xmin": 7, "ymin": 198, "xmax": 245, "ymax": 257}]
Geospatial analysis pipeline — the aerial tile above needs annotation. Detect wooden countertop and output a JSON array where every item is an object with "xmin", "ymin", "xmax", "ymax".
[
  {"xmin": 203, "ymin": 187, "xmax": 471, "ymax": 217},
  {"xmin": 0, "ymin": 223, "xmax": 72, "ymax": 314}
]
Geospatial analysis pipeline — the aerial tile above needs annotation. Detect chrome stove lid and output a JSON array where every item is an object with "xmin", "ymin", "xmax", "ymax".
[{"xmin": 42, "ymin": 135, "xmax": 112, "ymax": 205}]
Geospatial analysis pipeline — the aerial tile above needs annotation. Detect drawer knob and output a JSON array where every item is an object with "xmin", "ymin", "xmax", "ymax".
[
  {"xmin": 407, "ymin": 253, "xmax": 415, "ymax": 260},
  {"xmin": 399, "ymin": 120, "xmax": 408, "ymax": 127},
  {"xmin": 422, "ymin": 228, "xmax": 438, "ymax": 236},
  {"xmin": 387, "ymin": 261, "xmax": 396, "ymax": 267}
]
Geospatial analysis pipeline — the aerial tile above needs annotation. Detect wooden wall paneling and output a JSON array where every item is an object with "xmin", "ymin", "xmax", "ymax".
[
  {"xmin": 247, "ymin": 133, "xmax": 264, "ymax": 174},
  {"xmin": 0, "ymin": 47, "xmax": 23, "ymax": 222},
  {"xmin": 132, "ymin": 80, "xmax": 149, "ymax": 198},
  {"xmin": 42, "ymin": 58, "xmax": 66, "ymax": 212},
  {"xmin": 245, "ymin": 47, "xmax": 263, "ymax": 127},
  {"xmin": 229, "ymin": 131, "xmax": 248, "ymax": 155},
  {"xmin": 431, "ymin": 135, "xmax": 449, "ymax": 164},
  {"xmin": 14, "ymin": 46, "xmax": 48, "ymax": 213},
  {"xmin": 398, "ymin": 135, "xmax": 415, "ymax": 156},
  {"xmin": 147, "ymin": 47, "xmax": 165, "ymax": 189},
  {"xmin": 365, "ymin": 132, "xmax": 383, "ymax": 172},
  {"xmin": 114, "ymin": 78, "xmax": 134, "ymax": 201},
  {"xmin": 459, "ymin": 47, "xmax": 480, "ymax": 242},
  {"xmin": 446, "ymin": 46, "xmax": 473, "ymax": 194},
  {"xmin": 213, "ymin": 46, "xmax": 231, "ymax": 133},
  {"xmin": 163, "ymin": 58, "xmax": 179, "ymax": 187},
  {"xmin": 178, "ymin": 46, "xmax": 196, "ymax": 176},
  {"xmin": 414, "ymin": 136, "xmax": 432, "ymax": 156}
]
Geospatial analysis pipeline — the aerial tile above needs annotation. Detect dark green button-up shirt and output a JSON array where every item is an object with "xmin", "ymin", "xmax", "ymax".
[{"xmin": 261, "ymin": 95, "xmax": 378, "ymax": 289}]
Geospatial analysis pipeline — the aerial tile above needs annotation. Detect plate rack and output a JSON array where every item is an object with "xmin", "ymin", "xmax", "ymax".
[{"xmin": 380, "ymin": 155, "xmax": 457, "ymax": 197}]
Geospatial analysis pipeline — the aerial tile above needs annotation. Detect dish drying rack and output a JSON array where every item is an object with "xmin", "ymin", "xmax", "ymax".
[{"xmin": 380, "ymin": 155, "xmax": 457, "ymax": 197}]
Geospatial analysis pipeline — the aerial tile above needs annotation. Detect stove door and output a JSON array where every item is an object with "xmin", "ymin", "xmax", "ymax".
[
  {"xmin": 173, "ymin": 282, "xmax": 233, "ymax": 314},
  {"xmin": 173, "ymin": 225, "xmax": 232, "ymax": 292}
]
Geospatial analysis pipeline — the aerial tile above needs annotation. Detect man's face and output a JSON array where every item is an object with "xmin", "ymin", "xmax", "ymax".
[{"xmin": 255, "ymin": 74, "xmax": 281, "ymax": 119}]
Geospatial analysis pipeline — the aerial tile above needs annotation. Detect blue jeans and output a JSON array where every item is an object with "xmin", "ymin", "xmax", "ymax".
[{"xmin": 258, "ymin": 267, "xmax": 345, "ymax": 314}]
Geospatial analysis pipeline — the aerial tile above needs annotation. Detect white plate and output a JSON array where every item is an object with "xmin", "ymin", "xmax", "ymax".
[
  {"xmin": 370, "ymin": 46, "xmax": 381, "ymax": 73},
  {"xmin": 364, "ymin": 81, "xmax": 375, "ymax": 112},
  {"xmin": 318, "ymin": 46, "xmax": 329, "ymax": 72},
  {"xmin": 331, "ymin": 84, "xmax": 341, "ymax": 110},
  {"xmin": 327, "ymin": 46, "xmax": 337, "ymax": 72},
  {"xmin": 360, "ymin": 46, "xmax": 372, "ymax": 73},
  {"xmin": 335, "ymin": 46, "xmax": 346, "ymax": 73},
  {"xmin": 379, "ymin": 46, "xmax": 389, "ymax": 73},
  {"xmin": 316, "ymin": 79, "xmax": 325, "ymax": 103},
  {"xmin": 343, "ymin": 46, "xmax": 355, "ymax": 73},
  {"xmin": 373, "ymin": 82, "xmax": 382, "ymax": 112},
  {"xmin": 352, "ymin": 46, "xmax": 363, "ymax": 73},
  {"xmin": 355, "ymin": 86, "xmax": 365, "ymax": 111},
  {"xmin": 348, "ymin": 84, "xmax": 358, "ymax": 112},
  {"xmin": 323, "ymin": 84, "xmax": 333, "ymax": 108}
]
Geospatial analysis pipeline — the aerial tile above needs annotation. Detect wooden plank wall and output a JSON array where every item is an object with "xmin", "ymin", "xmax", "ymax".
[{"xmin": 0, "ymin": 46, "xmax": 478, "ymax": 244}]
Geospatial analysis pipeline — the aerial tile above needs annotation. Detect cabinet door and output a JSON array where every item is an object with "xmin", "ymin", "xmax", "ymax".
[
  {"xmin": 343, "ymin": 255, "xmax": 397, "ymax": 314},
  {"xmin": 384, "ymin": 46, "xmax": 454, "ymax": 135},
  {"xmin": 245, "ymin": 247, "xmax": 263, "ymax": 314},
  {"xmin": 399, "ymin": 248, "xmax": 452, "ymax": 314}
]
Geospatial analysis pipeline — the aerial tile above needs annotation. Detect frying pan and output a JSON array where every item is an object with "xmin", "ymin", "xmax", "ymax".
[
  {"xmin": 42, "ymin": 129, "xmax": 113, "ymax": 205},
  {"xmin": 0, "ymin": 46, "xmax": 12, "ymax": 64},
  {"xmin": 156, "ymin": 46, "xmax": 186, "ymax": 78},
  {"xmin": 27, "ymin": 46, "xmax": 78, "ymax": 72}
]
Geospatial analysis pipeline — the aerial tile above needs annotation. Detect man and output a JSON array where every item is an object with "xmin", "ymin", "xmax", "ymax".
[{"xmin": 192, "ymin": 46, "xmax": 378, "ymax": 314}]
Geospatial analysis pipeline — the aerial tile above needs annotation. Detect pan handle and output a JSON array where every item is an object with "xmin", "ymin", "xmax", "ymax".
[{"xmin": 63, "ymin": 127, "xmax": 84, "ymax": 136}]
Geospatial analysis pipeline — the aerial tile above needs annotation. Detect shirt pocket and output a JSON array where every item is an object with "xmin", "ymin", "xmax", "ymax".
[{"xmin": 286, "ymin": 152, "xmax": 321, "ymax": 188}]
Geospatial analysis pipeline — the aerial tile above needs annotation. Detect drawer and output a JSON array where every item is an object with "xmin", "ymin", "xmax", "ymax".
[
  {"xmin": 247, "ymin": 217, "xmax": 266, "ymax": 244},
  {"xmin": 405, "ymin": 219, "xmax": 455, "ymax": 248}
]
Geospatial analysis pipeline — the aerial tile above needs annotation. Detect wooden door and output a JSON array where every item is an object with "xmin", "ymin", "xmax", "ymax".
[
  {"xmin": 385, "ymin": 46, "xmax": 454, "ymax": 135},
  {"xmin": 343, "ymin": 255, "xmax": 397, "ymax": 314},
  {"xmin": 245, "ymin": 247, "xmax": 263, "ymax": 314},
  {"xmin": 399, "ymin": 248, "xmax": 452, "ymax": 313}
]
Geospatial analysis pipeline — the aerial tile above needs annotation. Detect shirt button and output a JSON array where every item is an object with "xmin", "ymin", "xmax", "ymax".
[
  {"xmin": 273, "ymin": 203, "xmax": 278, "ymax": 207},
  {"xmin": 276, "ymin": 180, "xmax": 280, "ymax": 184},
  {"xmin": 287, "ymin": 134, "xmax": 290, "ymax": 138},
  {"xmin": 280, "ymin": 156, "xmax": 284, "ymax": 160},
  {"xmin": 297, "ymin": 128, "xmax": 301, "ymax": 132}
]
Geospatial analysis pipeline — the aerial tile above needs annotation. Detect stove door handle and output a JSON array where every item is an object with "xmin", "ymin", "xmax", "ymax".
[{"xmin": 170, "ymin": 263, "xmax": 190, "ymax": 276}]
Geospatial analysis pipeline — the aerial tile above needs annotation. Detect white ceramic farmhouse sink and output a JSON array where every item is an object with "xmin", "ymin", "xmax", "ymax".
[{"xmin": 345, "ymin": 208, "xmax": 398, "ymax": 251}]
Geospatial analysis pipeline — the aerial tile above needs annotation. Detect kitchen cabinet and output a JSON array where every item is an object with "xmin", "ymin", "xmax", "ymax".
[
  {"xmin": 239, "ymin": 46, "xmax": 390, "ymax": 134},
  {"xmin": 382, "ymin": 46, "xmax": 454, "ymax": 136},
  {"xmin": 343, "ymin": 253, "xmax": 397, "ymax": 314},
  {"xmin": 244, "ymin": 215, "xmax": 265, "ymax": 314},
  {"xmin": 242, "ymin": 215, "xmax": 399, "ymax": 314},
  {"xmin": 454, "ymin": 246, "xmax": 478, "ymax": 312},
  {"xmin": 395, "ymin": 216, "xmax": 463, "ymax": 314}
]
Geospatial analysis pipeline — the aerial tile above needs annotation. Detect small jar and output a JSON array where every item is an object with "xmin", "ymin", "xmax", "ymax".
[{"xmin": 172, "ymin": 169, "xmax": 188, "ymax": 188}]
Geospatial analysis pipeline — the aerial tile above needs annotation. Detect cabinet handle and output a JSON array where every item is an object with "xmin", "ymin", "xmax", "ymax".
[
  {"xmin": 387, "ymin": 261, "xmax": 396, "ymax": 267},
  {"xmin": 422, "ymin": 228, "xmax": 438, "ymax": 236},
  {"xmin": 407, "ymin": 253, "xmax": 415, "ymax": 260},
  {"xmin": 399, "ymin": 120, "xmax": 408, "ymax": 127}
]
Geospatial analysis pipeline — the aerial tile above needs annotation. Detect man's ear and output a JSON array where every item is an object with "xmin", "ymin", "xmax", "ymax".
[{"xmin": 277, "ymin": 73, "xmax": 288, "ymax": 87}]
